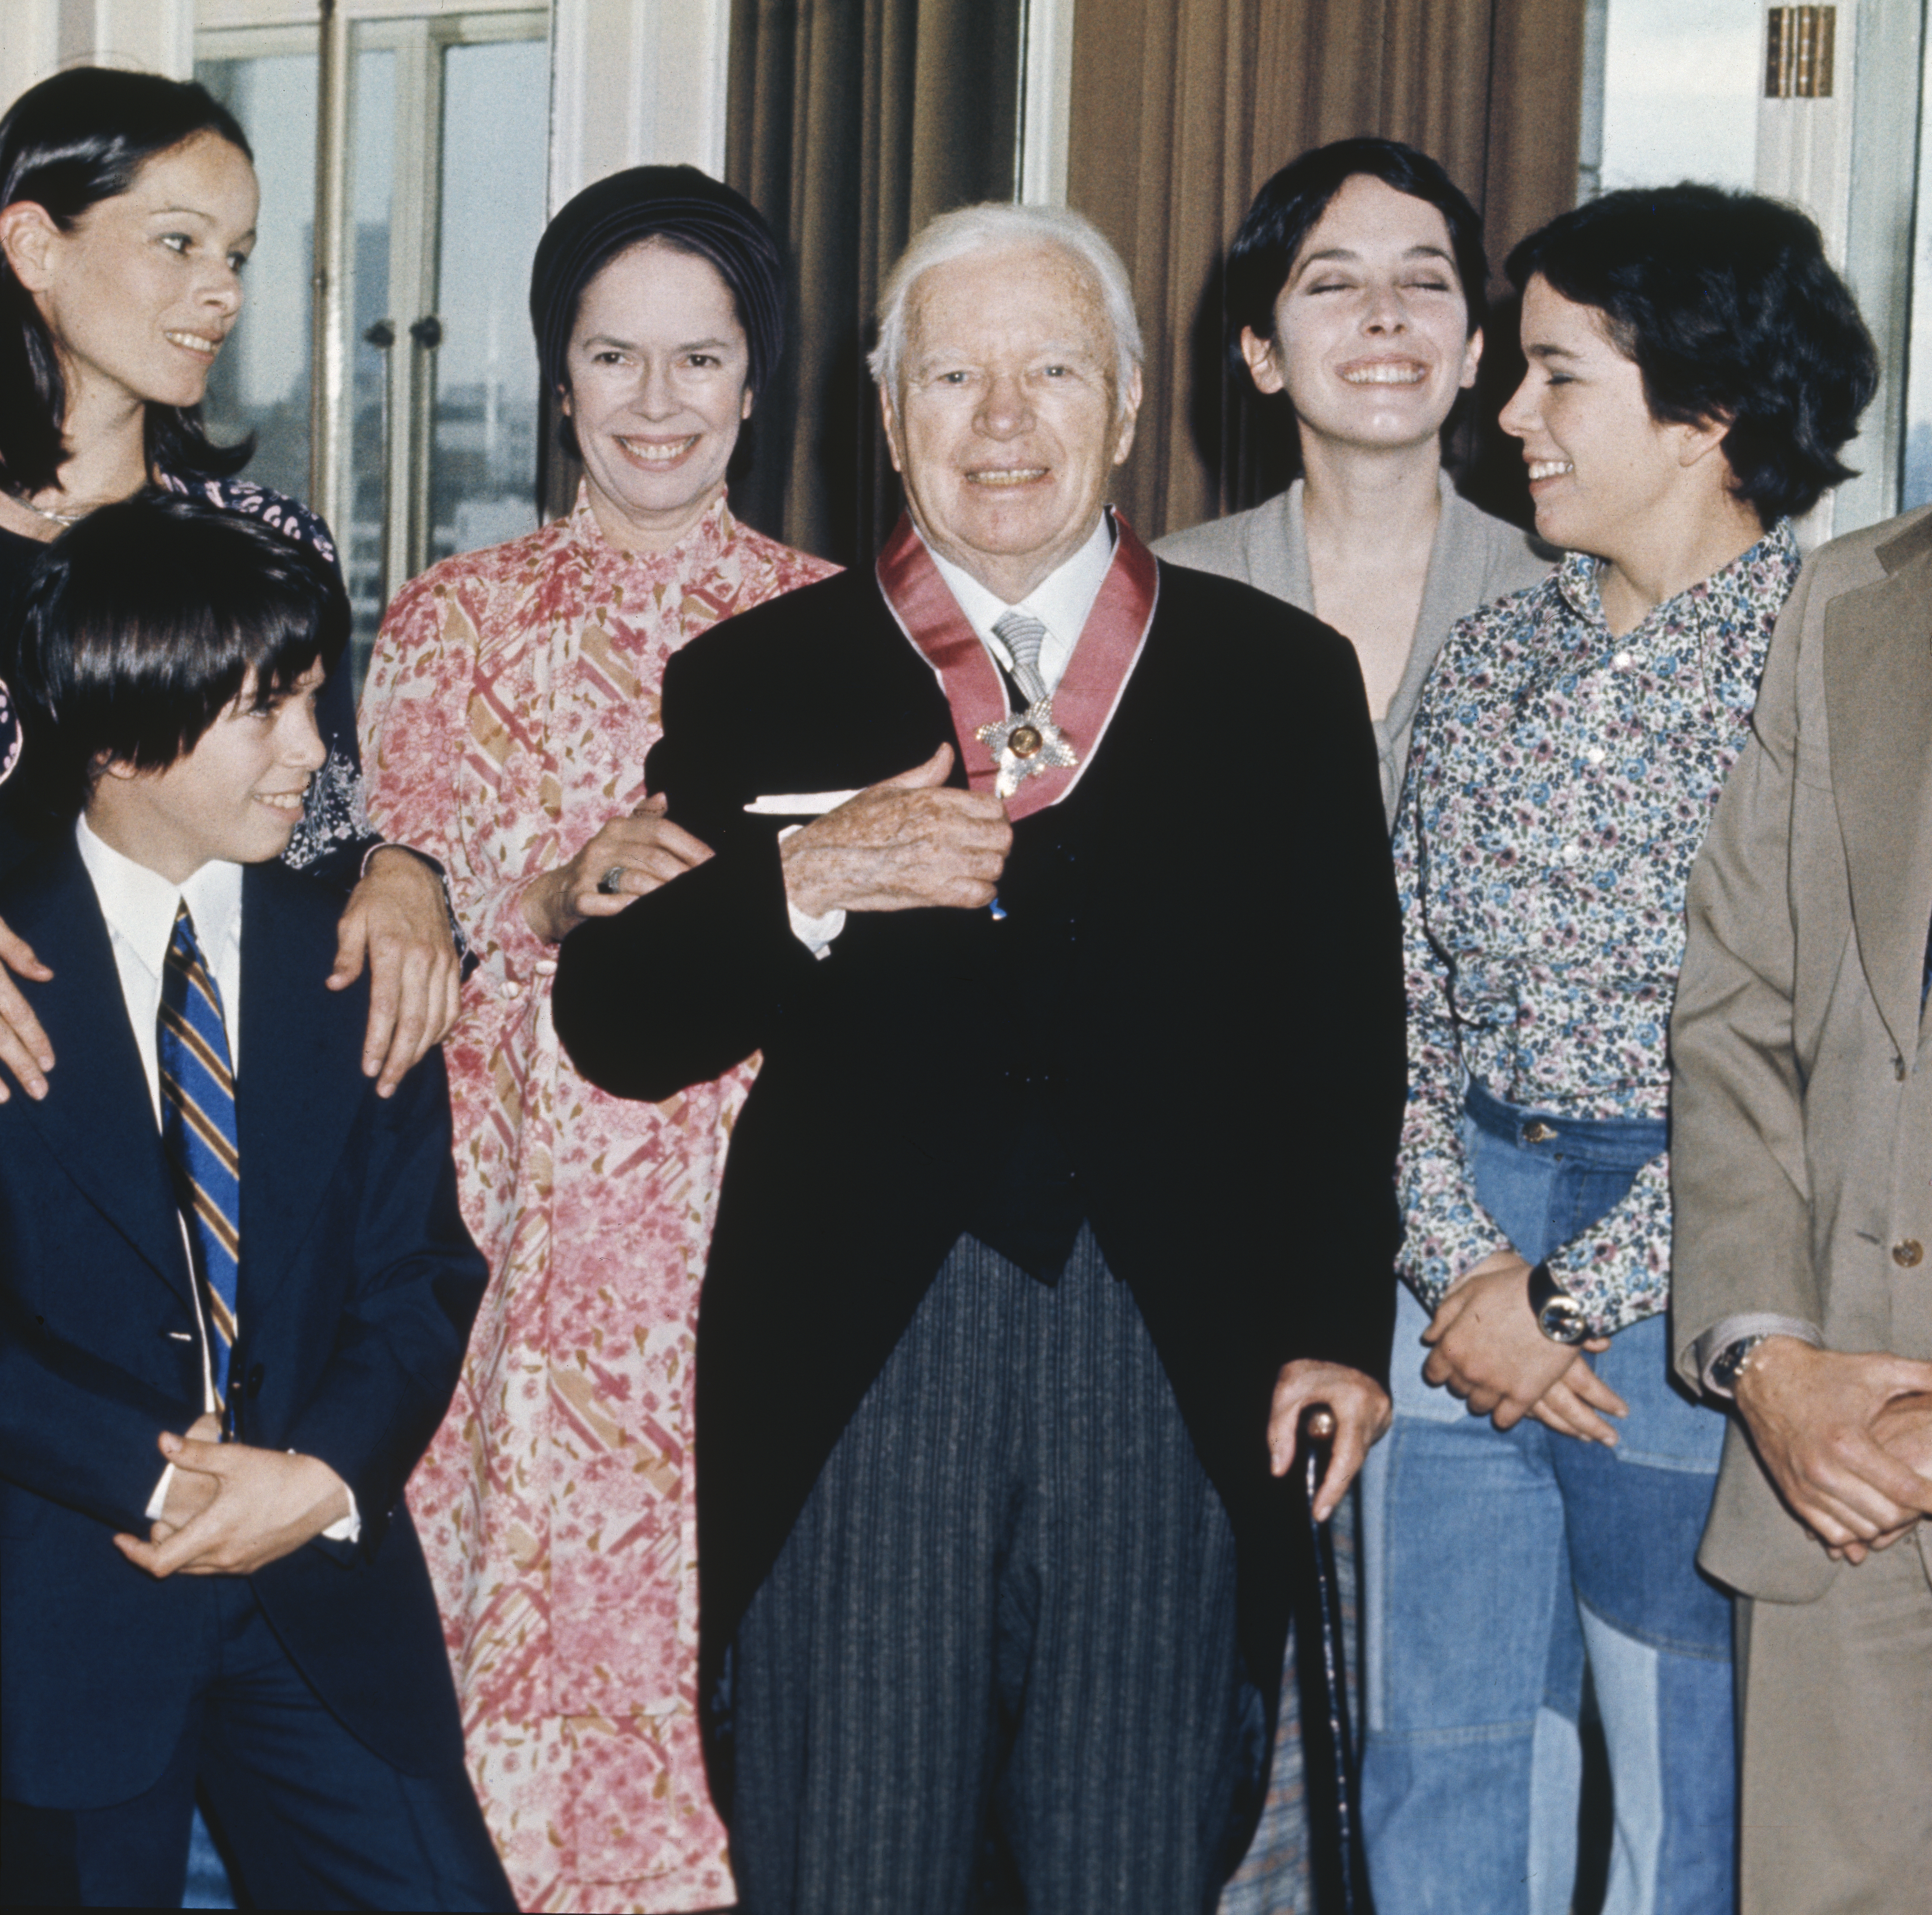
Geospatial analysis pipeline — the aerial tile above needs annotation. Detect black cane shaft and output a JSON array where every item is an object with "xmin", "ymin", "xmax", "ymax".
[{"xmin": 1302, "ymin": 1404, "xmax": 1365, "ymax": 1915}]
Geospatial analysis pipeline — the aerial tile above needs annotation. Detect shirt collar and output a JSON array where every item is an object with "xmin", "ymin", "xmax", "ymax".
[
  {"xmin": 920, "ymin": 511, "xmax": 1116, "ymax": 659},
  {"xmin": 1552, "ymin": 519, "xmax": 1799, "ymax": 632},
  {"xmin": 76, "ymin": 815, "xmax": 244, "ymax": 980}
]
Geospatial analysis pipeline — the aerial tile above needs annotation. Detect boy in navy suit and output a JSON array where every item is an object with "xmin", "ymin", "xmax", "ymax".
[{"xmin": 0, "ymin": 494, "xmax": 513, "ymax": 1910}]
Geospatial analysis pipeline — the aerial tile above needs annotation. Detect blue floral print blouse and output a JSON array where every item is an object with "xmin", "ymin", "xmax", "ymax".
[{"xmin": 1392, "ymin": 520, "xmax": 1801, "ymax": 1335}]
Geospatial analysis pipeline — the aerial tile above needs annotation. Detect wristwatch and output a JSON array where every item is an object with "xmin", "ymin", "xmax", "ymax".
[
  {"xmin": 1526, "ymin": 1262, "xmax": 1589, "ymax": 1345},
  {"xmin": 1710, "ymin": 1333, "xmax": 1771, "ymax": 1396}
]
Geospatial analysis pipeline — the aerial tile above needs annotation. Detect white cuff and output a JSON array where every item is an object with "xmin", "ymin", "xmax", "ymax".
[
  {"xmin": 145, "ymin": 1463, "xmax": 174, "ymax": 1523},
  {"xmin": 778, "ymin": 825, "xmax": 845, "ymax": 960},
  {"xmin": 787, "ymin": 899, "xmax": 846, "ymax": 958},
  {"xmin": 321, "ymin": 1487, "xmax": 362, "ymax": 1544}
]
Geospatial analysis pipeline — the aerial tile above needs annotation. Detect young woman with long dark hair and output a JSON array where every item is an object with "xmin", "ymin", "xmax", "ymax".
[{"xmin": 0, "ymin": 67, "xmax": 459, "ymax": 1106}]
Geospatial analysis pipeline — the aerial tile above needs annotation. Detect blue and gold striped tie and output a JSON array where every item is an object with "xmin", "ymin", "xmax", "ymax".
[{"xmin": 159, "ymin": 902, "xmax": 240, "ymax": 1407}]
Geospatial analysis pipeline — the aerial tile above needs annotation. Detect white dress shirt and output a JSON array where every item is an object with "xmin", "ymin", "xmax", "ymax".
[
  {"xmin": 787, "ymin": 515, "xmax": 1117, "ymax": 954},
  {"xmin": 923, "ymin": 511, "xmax": 1115, "ymax": 698},
  {"xmin": 76, "ymin": 818, "xmax": 358, "ymax": 1539}
]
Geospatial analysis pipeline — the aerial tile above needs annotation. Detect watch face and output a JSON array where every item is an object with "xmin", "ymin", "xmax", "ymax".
[
  {"xmin": 1713, "ymin": 1336, "xmax": 1766, "ymax": 1391},
  {"xmin": 1539, "ymin": 1296, "xmax": 1588, "ymax": 1345}
]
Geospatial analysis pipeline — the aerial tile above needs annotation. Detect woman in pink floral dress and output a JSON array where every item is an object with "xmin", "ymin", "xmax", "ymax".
[{"xmin": 359, "ymin": 168, "xmax": 833, "ymax": 1913}]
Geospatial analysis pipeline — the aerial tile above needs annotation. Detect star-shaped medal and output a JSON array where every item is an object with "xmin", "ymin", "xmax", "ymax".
[{"xmin": 976, "ymin": 696, "xmax": 1078, "ymax": 799}]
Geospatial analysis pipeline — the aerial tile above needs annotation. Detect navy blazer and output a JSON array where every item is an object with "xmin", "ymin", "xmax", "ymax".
[{"xmin": 0, "ymin": 843, "xmax": 486, "ymax": 1810}]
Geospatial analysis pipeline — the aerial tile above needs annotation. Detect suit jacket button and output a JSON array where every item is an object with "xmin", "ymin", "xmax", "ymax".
[
  {"xmin": 1893, "ymin": 1240, "xmax": 1924, "ymax": 1269},
  {"xmin": 247, "ymin": 1362, "xmax": 265, "ymax": 1396}
]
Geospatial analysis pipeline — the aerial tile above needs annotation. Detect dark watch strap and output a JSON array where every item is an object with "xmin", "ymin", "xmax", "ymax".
[{"xmin": 1526, "ymin": 1261, "xmax": 1589, "ymax": 1345}]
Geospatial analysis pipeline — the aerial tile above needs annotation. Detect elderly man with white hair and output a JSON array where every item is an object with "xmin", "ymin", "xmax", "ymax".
[{"xmin": 552, "ymin": 202, "xmax": 1405, "ymax": 1913}]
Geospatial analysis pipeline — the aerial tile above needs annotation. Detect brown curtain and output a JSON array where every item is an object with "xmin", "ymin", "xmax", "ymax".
[
  {"xmin": 1067, "ymin": 0, "xmax": 1589, "ymax": 540},
  {"xmin": 726, "ymin": 0, "xmax": 1024, "ymax": 566}
]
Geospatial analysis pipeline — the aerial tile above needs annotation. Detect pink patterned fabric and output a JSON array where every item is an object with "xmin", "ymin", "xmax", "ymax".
[{"xmin": 359, "ymin": 488, "xmax": 835, "ymax": 1913}]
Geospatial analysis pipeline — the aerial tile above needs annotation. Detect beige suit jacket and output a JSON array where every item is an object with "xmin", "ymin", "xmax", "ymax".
[{"xmin": 1671, "ymin": 505, "xmax": 1932, "ymax": 1603}]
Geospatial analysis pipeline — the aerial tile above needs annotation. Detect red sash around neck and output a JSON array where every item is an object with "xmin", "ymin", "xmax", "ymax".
[{"xmin": 874, "ymin": 509, "xmax": 1159, "ymax": 823}]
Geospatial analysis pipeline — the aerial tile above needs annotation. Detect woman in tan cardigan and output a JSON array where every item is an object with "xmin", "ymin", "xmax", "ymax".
[
  {"xmin": 1156, "ymin": 138, "xmax": 1549, "ymax": 1913},
  {"xmin": 1158, "ymin": 137, "xmax": 1549, "ymax": 832}
]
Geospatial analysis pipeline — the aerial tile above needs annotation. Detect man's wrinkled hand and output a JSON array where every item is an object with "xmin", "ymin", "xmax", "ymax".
[
  {"xmin": 1422, "ymin": 1252, "xmax": 1627, "ymax": 1440},
  {"xmin": 0, "ymin": 910, "xmax": 54, "ymax": 1102},
  {"xmin": 780, "ymin": 744, "xmax": 1011, "ymax": 917},
  {"xmin": 114, "ymin": 1430, "xmax": 351, "ymax": 1578},
  {"xmin": 1268, "ymin": 1360, "xmax": 1391, "ymax": 1521},
  {"xmin": 1732, "ymin": 1340, "xmax": 1932, "ymax": 1563},
  {"xmin": 327, "ymin": 848, "xmax": 462, "ymax": 1096}
]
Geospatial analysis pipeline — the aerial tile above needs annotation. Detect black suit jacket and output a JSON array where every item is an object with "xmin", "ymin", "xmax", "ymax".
[
  {"xmin": 0, "ymin": 844, "xmax": 486, "ymax": 1809},
  {"xmin": 552, "ymin": 555, "xmax": 1405, "ymax": 1740}
]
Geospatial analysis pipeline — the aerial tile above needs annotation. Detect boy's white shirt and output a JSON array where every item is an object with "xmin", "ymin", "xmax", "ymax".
[{"xmin": 75, "ymin": 816, "xmax": 358, "ymax": 1541}]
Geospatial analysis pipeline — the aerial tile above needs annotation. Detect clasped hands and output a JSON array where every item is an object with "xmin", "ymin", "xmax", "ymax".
[
  {"xmin": 1731, "ymin": 1339, "xmax": 1932, "ymax": 1565},
  {"xmin": 113, "ymin": 1413, "xmax": 353, "ymax": 1580},
  {"xmin": 1422, "ymin": 1249, "xmax": 1630, "ymax": 1446}
]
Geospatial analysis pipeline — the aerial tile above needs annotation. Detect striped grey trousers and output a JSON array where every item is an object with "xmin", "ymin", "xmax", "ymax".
[{"xmin": 729, "ymin": 1225, "xmax": 1262, "ymax": 1915}]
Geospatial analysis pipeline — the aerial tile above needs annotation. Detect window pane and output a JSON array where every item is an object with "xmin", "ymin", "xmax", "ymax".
[
  {"xmin": 195, "ymin": 50, "xmax": 318, "ymax": 507},
  {"xmin": 429, "ymin": 35, "xmax": 549, "ymax": 564},
  {"xmin": 348, "ymin": 41, "xmax": 398, "ymax": 668},
  {"xmin": 1598, "ymin": 0, "xmax": 1760, "ymax": 195}
]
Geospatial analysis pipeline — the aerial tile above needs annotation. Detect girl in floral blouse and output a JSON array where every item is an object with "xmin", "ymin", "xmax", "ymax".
[
  {"xmin": 359, "ymin": 168, "xmax": 833, "ymax": 1913},
  {"xmin": 1359, "ymin": 188, "xmax": 1876, "ymax": 1915}
]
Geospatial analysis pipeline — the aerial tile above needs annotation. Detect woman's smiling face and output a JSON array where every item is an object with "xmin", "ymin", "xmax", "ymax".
[
  {"xmin": 1247, "ymin": 172, "xmax": 1481, "ymax": 454},
  {"xmin": 14, "ymin": 131, "xmax": 258, "ymax": 416},
  {"xmin": 1499, "ymin": 274, "xmax": 1727, "ymax": 561},
  {"xmin": 560, "ymin": 239, "xmax": 754, "ymax": 552}
]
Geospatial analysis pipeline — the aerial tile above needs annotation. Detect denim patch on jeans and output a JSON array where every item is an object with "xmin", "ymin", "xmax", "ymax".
[{"xmin": 1359, "ymin": 1079, "xmax": 1735, "ymax": 1915}]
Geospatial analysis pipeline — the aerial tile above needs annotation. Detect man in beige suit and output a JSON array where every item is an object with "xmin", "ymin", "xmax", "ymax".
[{"xmin": 1672, "ymin": 504, "xmax": 1932, "ymax": 1910}]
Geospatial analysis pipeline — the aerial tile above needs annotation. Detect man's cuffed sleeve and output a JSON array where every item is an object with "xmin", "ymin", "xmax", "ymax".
[
  {"xmin": 280, "ymin": 1051, "xmax": 486, "ymax": 1545},
  {"xmin": 316, "ymin": 1476, "xmax": 362, "ymax": 1543},
  {"xmin": 1693, "ymin": 1314, "xmax": 1823, "ymax": 1398},
  {"xmin": 777, "ymin": 825, "xmax": 847, "ymax": 957},
  {"xmin": 1668, "ymin": 556, "xmax": 1821, "ymax": 1392}
]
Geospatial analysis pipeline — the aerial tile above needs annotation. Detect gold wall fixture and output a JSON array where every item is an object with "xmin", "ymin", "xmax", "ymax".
[{"xmin": 1766, "ymin": 6, "xmax": 1835, "ymax": 100}]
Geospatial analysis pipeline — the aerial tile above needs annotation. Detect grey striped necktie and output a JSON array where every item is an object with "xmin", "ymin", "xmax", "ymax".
[{"xmin": 992, "ymin": 610, "xmax": 1050, "ymax": 709}]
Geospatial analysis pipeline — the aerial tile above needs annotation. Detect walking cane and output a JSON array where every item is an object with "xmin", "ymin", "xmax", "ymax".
[{"xmin": 1302, "ymin": 1404, "xmax": 1370, "ymax": 1915}]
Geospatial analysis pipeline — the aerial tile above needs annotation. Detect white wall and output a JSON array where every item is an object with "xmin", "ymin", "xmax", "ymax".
[
  {"xmin": 1598, "ymin": 0, "xmax": 1760, "ymax": 196},
  {"xmin": 1590, "ymin": 0, "xmax": 1927, "ymax": 537},
  {"xmin": 548, "ymin": 0, "xmax": 730, "ymax": 212},
  {"xmin": 3, "ymin": 0, "xmax": 194, "ymax": 108}
]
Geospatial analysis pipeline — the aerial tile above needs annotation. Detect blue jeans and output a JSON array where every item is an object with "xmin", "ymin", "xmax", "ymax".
[{"xmin": 1359, "ymin": 1082, "xmax": 1734, "ymax": 1915}]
